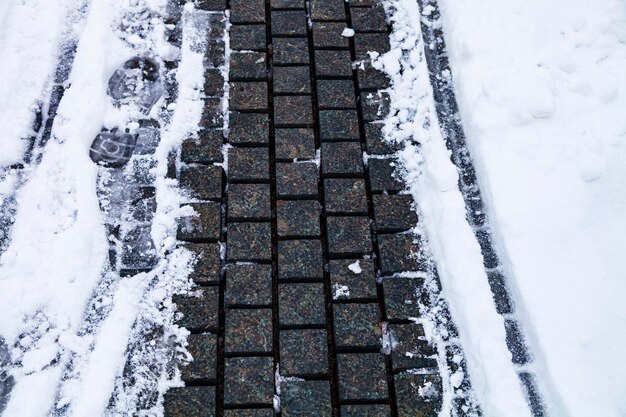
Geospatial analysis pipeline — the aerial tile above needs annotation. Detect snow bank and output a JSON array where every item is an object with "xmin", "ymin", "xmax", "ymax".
[{"xmin": 437, "ymin": 0, "xmax": 626, "ymax": 415}]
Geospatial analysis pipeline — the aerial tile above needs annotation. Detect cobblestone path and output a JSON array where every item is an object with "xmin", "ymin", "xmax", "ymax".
[{"xmin": 164, "ymin": 0, "xmax": 467, "ymax": 416}]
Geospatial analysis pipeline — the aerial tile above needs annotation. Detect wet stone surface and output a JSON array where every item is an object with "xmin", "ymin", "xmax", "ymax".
[
  {"xmin": 361, "ymin": 91, "xmax": 391, "ymax": 122},
  {"xmin": 350, "ymin": 5, "xmax": 388, "ymax": 32},
  {"xmin": 382, "ymin": 278, "xmax": 422, "ymax": 321},
  {"xmin": 181, "ymin": 333, "xmax": 217, "ymax": 383},
  {"xmin": 389, "ymin": 323, "xmax": 438, "ymax": 371},
  {"xmin": 179, "ymin": 165, "xmax": 222, "ymax": 201},
  {"xmin": 164, "ymin": 386, "xmax": 215, "ymax": 417},
  {"xmin": 333, "ymin": 303, "xmax": 381, "ymax": 348},
  {"xmin": 279, "ymin": 283, "xmax": 326, "ymax": 326},
  {"xmin": 276, "ymin": 162, "xmax": 318, "ymax": 198},
  {"xmin": 377, "ymin": 233, "xmax": 420, "ymax": 275},
  {"xmin": 319, "ymin": 110, "xmax": 360, "ymax": 141},
  {"xmin": 317, "ymin": 79, "xmax": 356, "ymax": 109},
  {"xmin": 368, "ymin": 157, "xmax": 404, "ymax": 193},
  {"xmin": 230, "ymin": 82, "xmax": 268, "ymax": 111},
  {"xmin": 204, "ymin": 68, "xmax": 224, "ymax": 96},
  {"xmin": 225, "ymin": 308, "xmax": 273, "ymax": 353},
  {"xmin": 327, "ymin": 216, "xmax": 372, "ymax": 256},
  {"xmin": 310, "ymin": 0, "xmax": 346, "ymax": 21},
  {"xmin": 230, "ymin": 25, "xmax": 267, "ymax": 51},
  {"xmin": 321, "ymin": 142, "xmax": 364, "ymax": 177},
  {"xmin": 274, "ymin": 95, "xmax": 313, "ymax": 126},
  {"xmin": 324, "ymin": 178, "xmax": 368, "ymax": 214},
  {"xmin": 365, "ymin": 123, "xmax": 396, "ymax": 155},
  {"xmin": 280, "ymin": 328, "xmax": 328, "ymax": 376},
  {"xmin": 373, "ymin": 194, "xmax": 418, "ymax": 232},
  {"xmin": 277, "ymin": 200, "xmax": 321, "ymax": 237},
  {"xmin": 337, "ymin": 353, "xmax": 388, "ymax": 400},
  {"xmin": 186, "ymin": 243, "xmax": 221, "ymax": 284},
  {"xmin": 394, "ymin": 372, "xmax": 443, "ymax": 417},
  {"xmin": 228, "ymin": 183, "xmax": 271, "ymax": 220},
  {"xmin": 329, "ymin": 259, "xmax": 377, "ymax": 301},
  {"xmin": 229, "ymin": 147, "xmax": 269, "ymax": 182},
  {"xmin": 230, "ymin": 0, "xmax": 266, "ymax": 23},
  {"xmin": 315, "ymin": 50, "xmax": 353, "ymax": 78},
  {"xmin": 201, "ymin": 97, "xmax": 224, "ymax": 128},
  {"xmin": 280, "ymin": 380, "xmax": 332, "ymax": 417},
  {"xmin": 358, "ymin": 64, "xmax": 391, "ymax": 92},
  {"xmin": 274, "ymin": 66, "xmax": 311, "ymax": 94},
  {"xmin": 341, "ymin": 405, "xmax": 393, "ymax": 416},
  {"xmin": 224, "ymin": 356, "xmax": 274, "ymax": 405},
  {"xmin": 312, "ymin": 22, "xmax": 350, "ymax": 48},
  {"xmin": 173, "ymin": 286, "xmax": 219, "ymax": 332},
  {"xmin": 227, "ymin": 222, "xmax": 272, "ymax": 262},
  {"xmin": 271, "ymin": 10, "xmax": 308, "ymax": 36},
  {"xmin": 177, "ymin": 202, "xmax": 221, "ymax": 242},
  {"xmin": 229, "ymin": 113, "xmax": 269, "ymax": 146},
  {"xmin": 181, "ymin": 129, "xmax": 223, "ymax": 164},
  {"xmin": 354, "ymin": 32, "xmax": 391, "ymax": 60},
  {"xmin": 278, "ymin": 239, "xmax": 324, "ymax": 279},
  {"xmin": 225, "ymin": 264, "xmax": 273, "ymax": 306},
  {"xmin": 275, "ymin": 128, "xmax": 316, "ymax": 160}
]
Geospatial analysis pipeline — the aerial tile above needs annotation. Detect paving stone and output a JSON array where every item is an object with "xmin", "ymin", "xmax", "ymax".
[
  {"xmin": 226, "ymin": 308, "xmax": 273, "ymax": 353},
  {"xmin": 178, "ymin": 202, "xmax": 221, "ymax": 242},
  {"xmin": 174, "ymin": 286, "xmax": 219, "ymax": 332},
  {"xmin": 227, "ymin": 222, "xmax": 272, "ymax": 261},
  {"xmin": 180, "ymin": 165, "xmax": 222, "ymax": 200},
  {"xmin": 225, "ymin": 264, "xmax": 273, "ymax": 306},
  {"xmin": 395, "ymin": 372, "xmax": 442, "ymax": 417},
  {"xmin": 272, "ymin": 10, "xmax": 308, "ymax": 36},
  {"xmin": 200, "ymin": 97, "xmax": 224, "ymax": 128},
  {"xmin": 341, "ymin": 404, "xmax": 392, "ymax": 416},
  {"xmin": 229, "ymin": 147, "xmax": 269, "ymax": 182},
  {"xmin": 317, "ymin": 79, "xmax": 356, "ymax": 109},
  {"xmin": 337, "ymin": 353, "xmax": 388, "ymax": 400},
  {"xmin": 280, "ymin": 329, "xmax": 328, "ymax": 376},
  {"xmin": 350, "ymin": 5, "xmax": 388, "ymax": 32},
  {"xmin": 347, "ymin": 0, "xmax": 378, "ymax": 6},
  {"xmin": 310, "ymin": 0, "xmax": 346, "ymax": 21},
  {"xmin": 207, "ymin": 13, "xmax": 227, "ymax": 37},
  {"xmin": 334, "ymin": 303, "xmax": 381, "ymax": 348},
  {"xmin": 389, "ymin": 323, "xmax": 438, "ymax": 371},
  {"xmin": 181, "ymin": 333, "xmax": 217, "ymax": 382},
  {"xmin": 228, "ymin": 183, "xmax": 271, "ymax": 220},
  {"xmin": 273, "ymin": 38, "xmax": 310, "ymax": 65},
  {"xmin": 361, "ymin": 91, "xmax": 390, "ymax": 122},
  {"xmin": 487, "ymin": 269, "xmax": 513, "ymax": 315},
  {"xmin": 276, "ymin": 162, "xmax": 318, "ymax": 198},
  {"xmin": 329, "ymin": 259, "xmax": 377, "ymax": 301},
  {"xmin": 365, "ymin": 123, "xmax": 398, "ymax": 154},
  {"xmin": 277, "ymin": 200, "xmax": 321, "ymax": 237},
  {"xmin": 378, "ymin": 234, "xmax": 420, "ymax": 275},
  {"xmin": 271, "ymin": 0, "xmax": 303, "ymax": 9},
  {"xmin": 205, "ymin": 39, "xmax": 226, "ymax": 67},
  {"xmin": 230, "ymin": 82, "xmax": 268, "ymax": 111},
  {"xmin": 230, "ymin": 0, "xmax": 265, "ymax": 23},
  {"xmin": 373, "ymin": 194, "xmax": 418, "ymax": 232},
  {"xmin": 357, "ymin": 64, "xmax": 390, "ymax": 91},
  {"xmin": 186, "ymin": 243, "xmax": 221, "ymax": 284},
  {"xmin": 182, "ymin": 129, "xmax": 223, "ymax": 163},
  {"xmin": 280, "ymin": 380, "xmax": 332, "ymax": 416},
  {"xmin": 273, "ymin": 66, "xmax": 311, "ymax": 94},
  {"xmin": 197, "ymin": 0, "xmax": 227, "ymax": 10},
  {"xmin": 324, "ymin": 178, "xmax": 368, "ymax": 214},
  {"xmin": 223, "ymin": 410, "xmax": 274, "ymax": 417},
  {"xmin": 319, "ymin": 110, "xmax": 360, "ymax": 141},
  {"xmin": 274, "ymin": 95, "xmax": 313, "ymax": 126},
  {"xmin": 314, "ymin": 50, "xmax": 353, "ymax": 78},
  {"xmin": 368, "ymin": 157, "xmax": 404, "ymax": 192},
  {"xmin": 229, "ymin": 113, "xmax": 269, "ymax": 145},
  {"xmin": 312, "ymin": 22, "xmax": 350, "ymax": 49},
  {"xmin": 327, "ymin": 216, "xmax": 372, "ymax": 256},
  {"xmin": 278, "ymin": 239, "xmax": 323, "ymax": 279},
  {"xmin": 230, "ymin": 25, "xmax": 267, "ymax": 51},
  {"xmin": 164, "ymin": 386, "xmax": 215, "ymax": 417},
  {"xmin": 321, "ymin": 142, "xmax": 363, "ymax": 177},
  {"xmin": 230, "ymin": 52, "xmax": 267, "ymax": 81},
  {"xmin": 224, "ymin": 356, "xmax": 274, "ymax": 405},
  {"xmin": 120, "ymin": 225, "xmax": 157, "ymax": 270},
  {"xmin": 354, "ymin": 32, "xmax": 391, "ymax": 60},
  {"xmin": 382, "ymin": 278, "xmax": 421, "ymax": 320},
  {"xmin": 275, "ymin": 128, "xmax": 316, "ymax": 160},
  {"xmin": 204, "ymin": 68, "xmax": 224, "ymax": 96},
  {"xmin": 279, "ymin": 283, "xmax": 326, "ymax": 326}
]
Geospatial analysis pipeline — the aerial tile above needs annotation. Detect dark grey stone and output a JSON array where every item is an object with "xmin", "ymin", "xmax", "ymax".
[
  {"xmin": 225, "ymin": 264, "xmax": 273, "ymax": 306},
  {"xmin": 186, "ymin": 243, "xmax": 221, "ymax": 284},
  {"xmin": 280, "ymin": 380, "xmax": 332, "ymax": 416},
  {"xmin": 277, "ymin": 200, "xmax": 321, "ymax": 237},
  {"xmin": 324, "ymin": 178, "xmax": 368, "ymax": 214},
  {"xmin": 180, "ymin": 165, "xmax": 222, "ymax": 200},
  {"xmin": 365, "ymin": 123, "xmax": 398, "ymax": 154},
  {"xmin": 274, "ymin": 38, "xmax": 310, "ymax": 65},
  {"xmin": 327, "ymin": 216, "xmax": 372, "ymax": 256},
  {"xmin": 274, "ymin": 66, "xmax": 311, "ymax": 94},
  {"xmin": 280, "ymin": 329, "xmax": 328, "ymax": 376},
  {"xmin": 227, "ymin": 222, "xmax": 272, "ymax": 262},
  {"xmin": 274, "ymin": 95, "xmax": 313, "ymax": 126},
  {"xmin": 361, "ymin": 91, "xmax": 390, "ymax": 122},
  {"xmin": 181, "ymin": 129, "xmax": 223, "ymax": 164},
  {"xmin": 317, "ymin": 79, "xmax": 356, "ymax": 109},
  {"xmin": 276, "ymin": 162, "xmax": 318, "ymax": 198},
  {"xmin": 350, "ymin": 5, "xmax": 388, "ymax": 32},
  {"xmin": 337, "ymin": 353, "xmax": 388, "ymax": 400},
  {"xmin": 334, "ymin": 303, "xmax": 381, "ymax": 348},
  {"xmin": 224, "ymin": 357, "xmax": 274, "ymax": 405},
  {"xmin": 378, "ymin": 234, "xmax": 420, "ymax": 275},
  {"xmin": 204, "ymin": 68, "xmax": 224, "ymax": 96},
  {"xmin": 389, "ymin": 323, "xmax": 437, "ymax": 371},
  {"xmin": 312, "ymin": 22, "xmax": 350, "ymax": 48},
  {"xmin": 271, "ymin": 0, "xmax": 303, "ymax": 9},
  {"xmin": 279, "ymin": 283, "xmax": 326, "ymax": 326},
  {"xmin": 230, "ymin": 0, "xmax": 265, "ymax": 23},
  {"xmin": 382, "ymin": 278, "xmax": 421, "ymax": 320},
  {"xmin": 368, "ymin": 157, "xmax": 404, "ymax": 193},
  {"xmin": 229, "ymin": 147, "xmax": 269, "ymax": 182},
  {"xmin": 163, "ymin": 386, "xmax": 215, "ymax": 417},
  {"xmin": 329, "ymin": 259, "xmax": 377, "ymax": 301},
  {"xmin": 278, "ymin": 239, "xmax": 324, "ymax": 279},
  {"xmin": 200, "ymin": 97, "xmax": 224, "ymax": 128},
  {"xmin": 395, "ymin": 372, "xmax": 442, "ymax": 417},
  {"xmin": 230, "ymin": 82, "xmax": 268, "ymax": 111},
  {"xmin": 230, "ymin": 52, "xmax": 267, "ymax": 81},
  {"xmin": 354, "ymin": 32, "xmax": 390, "ymax": 60},
  {"xmin": 173, "ymin": 286, "xmax": 219, "ymax": 332},
  {"xmin": 357, "ymin": 64, "xmax": 391, "ymax": 91},
  {"xmin": 229, "ymin": 113, "xmax": 269, "ymax": 146},
  {"xmin": 228, "ymin": 183, "xmax": 271, "ymax": 220},
  {"xmin": 225, "ymin": 308, "xmax": 273, "ymax": 353},
  {"xmin": 177, "ymin": 202, "xmax": 221, "ymax": 242},
  {"xmin": 230, "ymin": 25, "xmax": 267, "ymax": 51},
  {"xmin": 181, "ymin": 333, "xmax": 217, "ymax": 383},
  {"xmin": 319, "ymin": 110, "xmax": 360, "ymax": 141},
  {"xmin": 341, "ymin": 404, "xmax": 392, "ymax": 417},
  {"xmin": 321, "ymin": 142, "xmax": 364, "ymax": 177},
  {"xmin": 275, "ymin": 128, "xmax": 316, "ymax": 160},
  {"xmin": 315, "ymin": 50, "xmax": 353, "ymax": 78},
  {"xmin": 310, "ymin": 0, "xmax": 346, "ymax": 21},
  {"xmin": 373, "ymin": 194, "xmax": 418, "ymax": 232},
  {"xmin": 271, "ymin": 10, "xmax": 308, "ymax": 36}
]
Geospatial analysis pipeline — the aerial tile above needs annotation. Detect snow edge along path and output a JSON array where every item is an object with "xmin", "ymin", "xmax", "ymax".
[{"xmin": 375, "ymin": 0, "xmax": 532, "ymax": 415}]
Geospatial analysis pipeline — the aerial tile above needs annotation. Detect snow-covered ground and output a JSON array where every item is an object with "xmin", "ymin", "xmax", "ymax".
[{"xmin": 437, "ymin": 0, "xmax": 626, "ymax": 415}]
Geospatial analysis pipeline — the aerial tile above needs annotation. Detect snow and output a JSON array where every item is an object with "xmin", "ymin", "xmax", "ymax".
[
  {"xmin": 376, "ymin": 0, "xmax": 530, "ymax": 414},
  {"xmin": 437, "ymin": 0, "xmax": 626, "ymax": 415},
  {"xmin": 341, "ymin": 27, "xmax": 355, "ymax": 37},
  {"xmin": 347, "ymin": 260, "xmax": 362, "ymax": 274}
]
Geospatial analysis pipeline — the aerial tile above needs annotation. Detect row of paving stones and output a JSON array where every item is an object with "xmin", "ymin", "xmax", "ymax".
[{"xmin": 164, "ymin": 0, "xmax": 443, "ymax": 415}]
